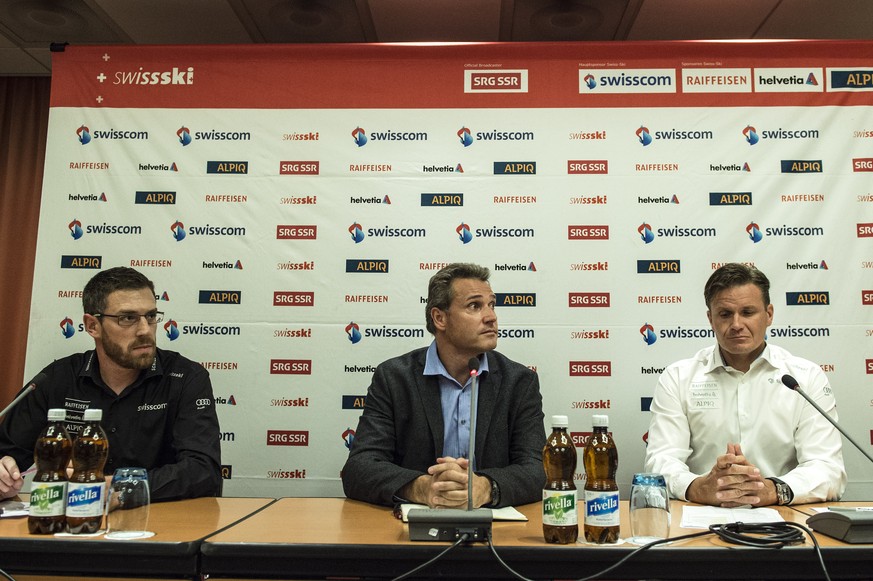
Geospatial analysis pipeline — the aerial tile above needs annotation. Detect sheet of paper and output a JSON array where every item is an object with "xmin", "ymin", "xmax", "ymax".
[
  {"xmin": 400, "ymin": 503, "xmax": 527, "ymax": 522},
  {"xmin": 0, "ymin": 500, "xmax": 28, "ymax": 518},
  {"xmin": 680, "ymin": 505, "xmax": 783, "ymax": 529}
]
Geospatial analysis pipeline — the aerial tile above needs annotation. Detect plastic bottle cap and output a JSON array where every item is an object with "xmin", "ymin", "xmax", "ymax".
[
  {"xmin": 550, "ymin": 415, "xmax": 568, "ymax": 428},
  {"xmin": 47, "ymin": 408, "xmax": 66, "ymax": 421},
  {"xmin": 592, "ymin": 414, "xmax": 609, "ymax": 427},
  {"xmin": 83, "ymin": 408, "xmax": 103, "ymax": 421}
]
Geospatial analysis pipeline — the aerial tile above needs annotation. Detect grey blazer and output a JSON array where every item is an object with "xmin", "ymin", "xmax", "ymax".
[{"xmin": 341, "ymin": 347, "xmax": 546, "ymax": 507}]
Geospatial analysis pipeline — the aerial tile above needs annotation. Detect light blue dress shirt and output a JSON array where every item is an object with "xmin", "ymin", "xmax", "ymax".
[{"xmin": 423, "ymin": 341, "xmax": 489, "ymax": 470}]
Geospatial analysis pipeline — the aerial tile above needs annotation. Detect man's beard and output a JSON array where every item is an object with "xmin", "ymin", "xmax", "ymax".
[{"xmin": 101, "ymin": 335, "xmax": 155, "ymax": 370}]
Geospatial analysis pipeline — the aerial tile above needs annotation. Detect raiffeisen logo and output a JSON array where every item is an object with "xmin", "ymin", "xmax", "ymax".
[
  {"xmin": 579, "ymin": 69, "xmax": 675, "ymax": 94},
  {"xmin": 351, "ymin": 126, "xmax": 427, "ymax": 146},
  {"xmin": 635, "ymin": 125, "xmax": 713, "ymax": 145},
  {"xmin": 177, "ymin": 126, "xmax": 251, "ymax": 146},
  {"xmin": 640, "ymin": 323, "xmax": 657, "ymax": 345},
  {"xmin": 348, "ymin": 222, "xmax": 426, "ymax": 243},
  {"xmin": 742, "ymin": 125, "xmax": 820, "ymax": 145},
  {"xmin": 67, "ymin": 219, "xmax": 143, "ymax": 239},
  {"xmin": 170, "ymin": 221, "xmax": 245, "ymax": 241},
  {"xmin": 457, "ymin": 222, "xmax": 473, "ymax": 244},
  {"xmin": 786, "ymin": 292, "xmax": 830, "ymax": 306},
  {"xmin": 75, "ymin": 124, "xmax": 148, "ymax": 144},
  {"xmin": 113, "ymin": 65, "xmax": 194, "ymax": 85},
  {"xmin": 59, "ymin": 317, "xmax": 76, "ymax": 339}
]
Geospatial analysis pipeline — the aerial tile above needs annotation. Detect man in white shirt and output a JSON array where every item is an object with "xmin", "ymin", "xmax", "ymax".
[{"xmin": 644, "ymin": 263, "xmax": 846, "ymax": 506}]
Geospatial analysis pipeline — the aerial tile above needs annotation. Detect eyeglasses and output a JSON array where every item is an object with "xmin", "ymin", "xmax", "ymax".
[{"xmin": 94, "ymin": 311, "xmax": 164, "ymax": 327}]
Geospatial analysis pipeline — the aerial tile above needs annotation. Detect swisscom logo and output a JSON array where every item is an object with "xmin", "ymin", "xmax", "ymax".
[
  {"xmin": 635, "ymin": 125, "xmax": 713, "ymax": 146},
  {"xmin": 170, "ymin": 221, "xmax": 246, "ymax": 241},
  {"xmin": 455, "ymin": 223, "xmax": 535, "ymax": 244},
  {"xmin": 176, "ymin": 126, "xmax": 251, "ymax": 146},
  {"xmin": 351, "ymin": 127, "xmax": 428, "ymax": 147},
  {"xmin": 580, "ymin": 69, "xmax": 675, "ymax": 94},
  {"xmin": 67, "ymin": 219, "xmax": 142, "ymax": 239},
  {"xmin": 640, "ymin": 323, "xmax": 657, "ymax": 345},
  {"xmin": 637, "ymin": 222, "xmax": 716, "ymax": 243},
  {"xmin": 742, "ymin": 125, "xmax": 819, "ymax": 145},
  {"xmin": 746, "ymin": 222, "xmax": 824, "ymax": 243},
  {"xmin": 348, "ymin": 223, "xmax": 426, "ymax": 243},
  {"xmin": 456, "ymin": 126, "xmax": 534, "ymax": 147},
  {"xmin": 345, "ymin": 322, "xmax": 425, "ymax": 344},
  {"xmin": 76, "ymin": 125, "xmax": 148, "ymax": 145}
]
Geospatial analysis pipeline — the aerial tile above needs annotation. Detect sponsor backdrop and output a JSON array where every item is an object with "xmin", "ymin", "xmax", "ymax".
[{"xmin": 26, "ymin": 41, "xmax": 873, "ymax": 499}]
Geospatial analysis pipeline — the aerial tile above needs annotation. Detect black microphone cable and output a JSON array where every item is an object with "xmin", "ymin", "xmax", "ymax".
[
  {"xmin": 389, "ymin": 533, "xmax": 471, "ymax": 581},
  {"xmin": 482, "ymin": 522, "xmax": 832, "ymax": 581}
]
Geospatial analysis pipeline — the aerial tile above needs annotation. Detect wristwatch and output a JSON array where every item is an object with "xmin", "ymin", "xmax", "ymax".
[
  {"xmin": 767, "ymin": 477, "xmax": 793, "ymax": 505},
  {"xmin": 489, "ymin": 478, "xmax": 501, "ymax": 507}
]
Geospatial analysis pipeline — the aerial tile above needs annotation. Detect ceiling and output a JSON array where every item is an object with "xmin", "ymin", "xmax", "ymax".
[{"xmin": 1, "ymin": 0, "xmax": 872, "ymax": 76}]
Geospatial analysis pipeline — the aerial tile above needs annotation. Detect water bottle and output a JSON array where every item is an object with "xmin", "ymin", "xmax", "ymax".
[
  {"xmin": 542, "ymin": 415, "xmax": 578, "ymax": 544},
  {"xmin": 28, "ymin": 408, "xmax": 72, "ymax": 534},
  {"xmin": 66, "ymin": 408, "xmax": 108, "ymax": 534},
  {"xmin": 583, "ymin": 414, "xmax": 620, "ymax": 543}
]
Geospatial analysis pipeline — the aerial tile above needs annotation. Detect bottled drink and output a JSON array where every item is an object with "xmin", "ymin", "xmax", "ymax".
[
  {"xmin": 542, "ymin": 415, "xmax": 578, "ymax": 544},
  {"xmin": 583, "ymin": 414, "xmax": 620, "ymax": 544},
  {"xmin": 66, "ymin": 408, "xmax": 108, "ymax": 534},
  {"xmin": 28, "ymin": 408, "xmax": 72, "ymax": 534}
]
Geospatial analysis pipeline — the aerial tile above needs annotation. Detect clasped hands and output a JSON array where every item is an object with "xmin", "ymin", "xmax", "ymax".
[
  {"xmin": 687, "ymin": 443, "xmax": 776, "ymax": 507},
  {"xmin": 402, "ymin": 456, "xmax": 491, "ymax": 509}
]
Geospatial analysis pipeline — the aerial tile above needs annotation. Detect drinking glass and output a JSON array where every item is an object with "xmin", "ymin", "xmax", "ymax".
[
  {"xmin": 628, "ymin": 472, "xmax": 670, "ymax": 545},
  {"xmin": 105, "ymin": 467, "xmax": 151, "ymax": 539}
]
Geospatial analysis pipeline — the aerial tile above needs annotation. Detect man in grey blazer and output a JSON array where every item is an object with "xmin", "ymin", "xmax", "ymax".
[{"xmin": 342, "ymin": 263, "xmax": 546, "ymax": 508}]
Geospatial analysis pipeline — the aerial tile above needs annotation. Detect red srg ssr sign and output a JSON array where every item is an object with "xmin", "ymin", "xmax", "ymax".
[
  {"xmin": 266, "ymin": 430, "xmax": 309, "ymax": 446},
  {"xmin": 569, "ymin": 361, "xmax": 612, "ymax": 376}
]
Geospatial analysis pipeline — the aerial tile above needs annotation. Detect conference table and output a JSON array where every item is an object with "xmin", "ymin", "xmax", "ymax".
[
  {"xmin": 0, "ymin": 496, "xmax": 273, "ymax": 580},
  {"xmin": 200, "ymin": 498, "xmax": 873, "ymax": 580},
  {"xmin": 1, "ymin": 496, "xmax": 870, "ymax": 580}
]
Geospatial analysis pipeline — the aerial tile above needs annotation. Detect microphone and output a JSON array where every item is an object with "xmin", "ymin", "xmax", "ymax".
[
  {"xmin": 407, "ymin": 356, "xmax": 493, "ymax": 541},
  {"xmin": 780, "ymin": 374, "xmax": 873, "ymax": 465},
  {"xmin": 781, "ymin": 374, "xmax": 873, "ymax": 543},
  {"xmin": 466, "ymin": 356, "xmax": 479, "ymax": 511},
  {"xmin": 0, "ymin": 373, "xmax": 46, "ymax": 420}
]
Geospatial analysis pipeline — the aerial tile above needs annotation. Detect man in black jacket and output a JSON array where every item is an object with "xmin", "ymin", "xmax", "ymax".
[
  {"xmin": 0, "ymin": 266, "xmax": 221, "ymax": 501},
  {"xmin": 342, "ymin": 263, "xmax": 545, "ymax": 508}
]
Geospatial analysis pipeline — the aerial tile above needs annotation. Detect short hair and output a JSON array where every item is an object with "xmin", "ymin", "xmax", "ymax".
[
  {"xmin": 704, "ymin": 263, "xmax": 770, "ymax": 309},
  {"xmin": 425, "ymin": 263, "xmax": 491, "ymax": 334},
  {"xmin": 83, "ymin": 267, "xmax": 155, "ymax": 315}
]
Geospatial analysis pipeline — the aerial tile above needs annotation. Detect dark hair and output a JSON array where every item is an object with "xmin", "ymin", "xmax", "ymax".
[
  {"xmin": 425, "ymin": 263, "xmax": 490, "ymax": 334},
  {"xmin": 704, "ymin": 263, "xmax": 770, "ymax": 309},
  {"xmin": 83, "ymin": 267, "xmax": 155, "ymax": 314}
]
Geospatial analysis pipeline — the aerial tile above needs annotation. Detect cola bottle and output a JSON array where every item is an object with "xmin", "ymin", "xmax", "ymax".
[
  {"xmin": 542, "ymin": 415, "xmax": 578, "ymax": 544},
  {"xmin": 28, "ymin": 408, "xmax": 72, "ymax": 534},
  {"xmin": 66, "ymin": 408, "xmax": 108, "ymax": 534},
  {"xmin": 583, "ymin": 414, "xmax": 620, "ymax": 544}
]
